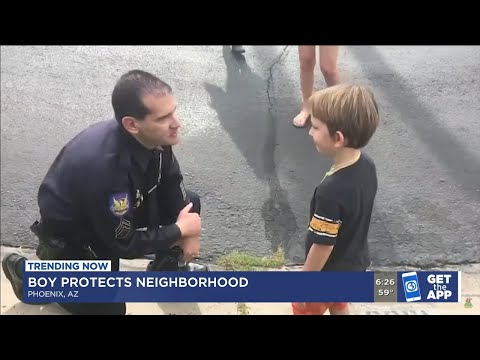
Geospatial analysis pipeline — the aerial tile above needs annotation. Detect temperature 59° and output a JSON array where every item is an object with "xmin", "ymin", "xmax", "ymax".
[{"xmin": 378, "ymin": 289, "xmax": 395, "ymax": 296}]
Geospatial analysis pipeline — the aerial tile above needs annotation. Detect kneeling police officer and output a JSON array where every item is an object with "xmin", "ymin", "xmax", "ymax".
[{"xmin": 2, "ymin": 69, "xmax": 207, "ymax": 315}]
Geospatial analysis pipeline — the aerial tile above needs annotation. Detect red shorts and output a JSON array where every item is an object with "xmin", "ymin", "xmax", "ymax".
[{"xmin": 292, "ymin": 302, "xmax": 348, "ymax": 315}]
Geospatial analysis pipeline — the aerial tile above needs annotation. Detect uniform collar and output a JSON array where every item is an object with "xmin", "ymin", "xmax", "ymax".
[{"xmin": 117, "ymin": 121, "xmax": 154, "ymax": 173}]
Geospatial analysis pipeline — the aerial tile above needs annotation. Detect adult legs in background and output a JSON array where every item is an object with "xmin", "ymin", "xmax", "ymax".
[
  {"xmin": 319, "ymin": 46, "xmax": 341, "ymax": 86},
  {"xmin": 293, "ymin": 46, "xmax": 341, "ymax": 128},
  {"xmin": 293, "ymin": 46, "xmax": 316, "ymax": 128}
]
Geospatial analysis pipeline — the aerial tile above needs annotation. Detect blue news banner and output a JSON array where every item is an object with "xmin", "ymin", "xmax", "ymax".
[{"xmin": 23, "ymin": 261, "xmax": 461, "ymax": 303}]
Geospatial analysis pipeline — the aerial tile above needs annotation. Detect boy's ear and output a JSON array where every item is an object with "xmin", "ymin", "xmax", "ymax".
[{"xmin": 334, "ymin": 131, "xmax": 347, "ymax": 148}]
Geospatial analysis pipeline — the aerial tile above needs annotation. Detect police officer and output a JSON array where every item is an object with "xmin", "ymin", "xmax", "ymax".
[{"xmin": 2, "ymin": 69, "xmax": 207, "ymax": 315}]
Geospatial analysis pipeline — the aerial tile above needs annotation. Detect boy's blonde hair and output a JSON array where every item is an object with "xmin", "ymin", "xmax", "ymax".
[{"xmin": 308, "ymin": 84, "xmax": 379, "ymax": 149}]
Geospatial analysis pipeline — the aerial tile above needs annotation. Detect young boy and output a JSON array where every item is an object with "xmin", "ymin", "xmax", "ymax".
[{"xmin": 292, "ymin": 83, "xmax": 380, "ymax": 315}]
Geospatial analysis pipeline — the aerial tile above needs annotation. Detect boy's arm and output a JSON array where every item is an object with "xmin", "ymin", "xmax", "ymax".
[
  {"xmin": 303, "ymin": 244, "xmax": 334, "ymax": 271},
  {"xmin": 303, "ymin": 194, "xmax": 342, "ymax": 271}
]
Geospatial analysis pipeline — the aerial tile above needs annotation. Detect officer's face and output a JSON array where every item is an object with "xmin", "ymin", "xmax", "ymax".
[{"xmin": 133, "ymin": 93, "xmax": 181, "ymax": 148}]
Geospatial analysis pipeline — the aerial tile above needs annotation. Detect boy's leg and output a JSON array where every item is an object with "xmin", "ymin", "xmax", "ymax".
[
  {"xmin": 328, "ymin": 302, "xmax": 350, "ymax": 315},
  {"xmin": 292, "ymin": 302, "xmax": 330, "ymax": 315},
  {"xmin": 319, "ymin": 46, "xmax": 341, "ymax": 86},
  {"xmin": 293, "ymin": 46, "xmax": 316, "ymax": 128}
]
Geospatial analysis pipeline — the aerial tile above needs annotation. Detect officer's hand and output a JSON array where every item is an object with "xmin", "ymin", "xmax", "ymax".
[
  {"xmin": 178, "ymin": 236, "xmax": 200, "ymax": 263},
  {"xmin": 175, "ymin": 203, "xmax": 201, "ymax": 238}
]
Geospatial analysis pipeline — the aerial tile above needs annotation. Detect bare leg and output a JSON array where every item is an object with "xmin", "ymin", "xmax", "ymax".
[
  {"xmin": 329, "ymin": 303, "xmax": 350, "ymax": 315},
  {"xmin": 293, "ymin": 46, "xmax": 316, "ymax": 127},
  {"xmin": 319, "ymin": 46, "xmax": 341, "ymax": 86}
]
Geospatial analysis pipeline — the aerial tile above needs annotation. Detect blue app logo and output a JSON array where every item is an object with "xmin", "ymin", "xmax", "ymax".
[{"xmin": 402, "ymin": 272, "xmax": 421, "ymax": 302}]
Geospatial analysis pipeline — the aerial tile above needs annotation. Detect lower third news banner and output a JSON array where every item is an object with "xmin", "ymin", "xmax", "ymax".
[{"xmin": 23, "ymin": 260, "xmax": 461, "ymax": 303}]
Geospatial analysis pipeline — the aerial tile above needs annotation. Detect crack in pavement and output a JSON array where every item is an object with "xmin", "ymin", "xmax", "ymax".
[
  {"xmin": 266, "ymin": 46, "xmax": 290, "ymax": 111},
  {"xmin": 261, "ymin": 46, "xmax": 300, "ymax": 256}
]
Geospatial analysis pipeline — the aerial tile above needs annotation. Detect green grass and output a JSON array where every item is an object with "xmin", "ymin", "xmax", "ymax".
[
  {"xmin": 216, "ymin": 248, "xmax": 286, "ymax": 315},
  {"xmin": 217, "ymin": 248, "xmax": 285, "ymax": 315},
  {"xmin": 216, "ymin": 247, "xmax": 285, "ymax": 271},
  {"xmin": 236, "ymin": 303, "xmax": 250, "ymax": 315}
]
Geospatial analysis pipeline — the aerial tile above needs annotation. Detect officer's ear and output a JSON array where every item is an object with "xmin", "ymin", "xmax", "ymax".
[{"xmin": 121, "ymin": 116, "xmax": 140, "ymax": 135}]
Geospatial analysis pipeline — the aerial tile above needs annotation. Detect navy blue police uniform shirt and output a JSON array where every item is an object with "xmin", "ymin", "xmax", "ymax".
[
  {"xmin": 305, "ymin": 152, "xmax": 378, "ymax": 271},
  {"xmin": 37, "ymin": 118, "xmax": 189, "ymax": 259}
]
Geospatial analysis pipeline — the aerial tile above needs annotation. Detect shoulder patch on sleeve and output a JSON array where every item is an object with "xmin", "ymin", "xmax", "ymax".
[
  {"xmin": 309, "ymin": 214, "xmax": 341, "ymax": 237},
  {"xmin": 109, "ymin": 192, "xmax": 130, "ymax": 217}
]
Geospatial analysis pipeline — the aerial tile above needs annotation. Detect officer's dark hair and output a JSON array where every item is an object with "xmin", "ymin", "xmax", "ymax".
[{"xmin": 111, "ymin": 70, "xmax": 172, "ymax": 122}]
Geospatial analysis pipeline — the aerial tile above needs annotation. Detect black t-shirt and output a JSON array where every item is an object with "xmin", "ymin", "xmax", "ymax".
[{"xmin": 305, "ymin": 152, "xmax": 378, "ymax": 271}]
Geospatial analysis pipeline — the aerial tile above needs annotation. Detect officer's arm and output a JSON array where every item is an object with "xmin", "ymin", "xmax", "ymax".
[{"xmin": 85, "ymin": 185, "xmax": 182, "ymax": 259}]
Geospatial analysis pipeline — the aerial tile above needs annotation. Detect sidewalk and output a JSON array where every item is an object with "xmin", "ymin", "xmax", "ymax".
[{"xmin": 1, "ymin": 246, "xmax": 479, "ymax": 315}]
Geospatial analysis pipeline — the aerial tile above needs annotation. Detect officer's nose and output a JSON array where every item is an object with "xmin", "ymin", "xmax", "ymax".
[{"xmin": 171, "ymin": 114, "xmax": 182, "ymax": 129}]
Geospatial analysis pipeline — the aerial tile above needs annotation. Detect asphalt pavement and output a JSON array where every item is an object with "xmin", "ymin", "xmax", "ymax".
[{"xmin": 1, "ymin": 45, "xmax": 479, "ymax": 266}]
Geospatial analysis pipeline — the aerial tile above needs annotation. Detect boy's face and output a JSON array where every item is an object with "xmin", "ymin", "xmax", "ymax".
[{"xmin": 308, "ymin": 116, "xmax": 344, "ymax": 155}]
